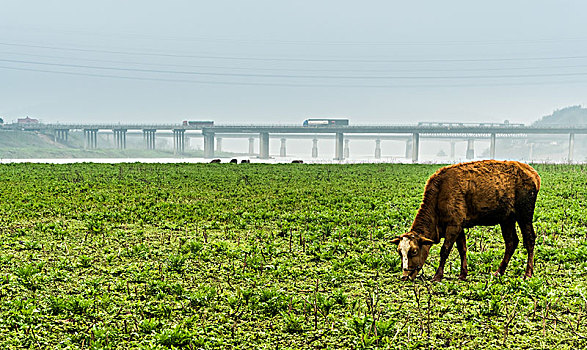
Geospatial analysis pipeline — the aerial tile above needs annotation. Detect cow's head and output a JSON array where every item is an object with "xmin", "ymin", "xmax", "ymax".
[{"xmin": 390, "ymin": 233, "xmax": 435, "ymax": 280}]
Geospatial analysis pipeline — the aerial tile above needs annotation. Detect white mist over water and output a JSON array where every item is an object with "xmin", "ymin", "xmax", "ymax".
[
  {"xmin": 2, "ymin": 156, "xmax": 562, "ymax": 165},
  {"xmin": 0, "ymin": 157, "xmax": 414, "ymax": 165}
]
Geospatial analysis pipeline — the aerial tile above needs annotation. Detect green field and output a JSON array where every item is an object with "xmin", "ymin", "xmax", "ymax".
[{"xmin": 0, "ymin": 163, "xmax": 586, "ymax": 349}]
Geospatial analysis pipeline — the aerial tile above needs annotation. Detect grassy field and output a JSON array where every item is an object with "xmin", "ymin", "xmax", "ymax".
[{"xmin": 0, "ymin": 163, "xmax": 585, "ymax": 349}]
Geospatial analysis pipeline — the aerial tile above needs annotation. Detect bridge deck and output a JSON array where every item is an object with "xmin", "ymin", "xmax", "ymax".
[{"xmin": 4, "ymin": 123, "xmax": 587, "ymax": 135}]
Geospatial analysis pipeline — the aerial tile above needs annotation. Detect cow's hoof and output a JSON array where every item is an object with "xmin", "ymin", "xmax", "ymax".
[
  {"xmin": 431, "ymin": 275, "xmax": 443, "ymax": 282},
  {"xmin": 458, "ymin": 275, "xmax": 467, "ymax": 281},
  {"xmin": 493, "ymin": 270, "xmax": 503, "ymax": 277}
]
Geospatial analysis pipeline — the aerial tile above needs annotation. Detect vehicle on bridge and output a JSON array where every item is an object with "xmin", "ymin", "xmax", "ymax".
[
  {"xmin": 302, "ymin": 118, "xmax": 349, "ymax": 127},
  {"xmin": 182, "ymin": 120, "xmax": 214, "ymax": 128},
  {"xmin": 478, "ymin": 122, "xmax": 525, "ymax": 127},
  {"xmin": 417, "ymin": 121, "xmax": 524, "ymax": 128},
  {"xmin": 17, "ymin": 117, "xmax": 39, "ymax": 124}
]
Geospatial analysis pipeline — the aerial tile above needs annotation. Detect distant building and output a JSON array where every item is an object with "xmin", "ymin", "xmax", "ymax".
[{"xmin": 17, "ymin": 117, "xmax": 39, "ymax": 124}]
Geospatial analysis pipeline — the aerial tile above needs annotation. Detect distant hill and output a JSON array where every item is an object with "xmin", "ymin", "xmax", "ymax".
[{"xmin": 533, "ymin": 105, "xmax": 587, "ymax": 126}]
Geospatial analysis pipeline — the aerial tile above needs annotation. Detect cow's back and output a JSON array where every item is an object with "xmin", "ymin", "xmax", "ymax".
[{"xmin": 430, "ymin": 160, "xmax": 540, "ymax": 227}]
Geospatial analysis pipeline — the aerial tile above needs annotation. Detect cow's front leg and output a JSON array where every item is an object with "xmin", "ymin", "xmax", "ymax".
[{"xmin": 432, "ymin": 226, "xmax": 460, "ymax": 282}]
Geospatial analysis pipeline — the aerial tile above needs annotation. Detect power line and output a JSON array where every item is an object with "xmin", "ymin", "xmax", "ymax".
[
  {"xmin": 2, "ymin": 64, "xmax": 587, "ymax": 88},
  {"xmin": 3, "ymin": 58, "xmax": 587, "ymax": 80},
  {"xmin": 3, "ymin": 41, "xmax": 587, "ymax": 63},
  {"xmin": 5, "ymin": 50, "xmax": 587, "ymax": 74},
  {"xmin": 5, "ymin": 26, "xmax": 587, "ymax": 47}
]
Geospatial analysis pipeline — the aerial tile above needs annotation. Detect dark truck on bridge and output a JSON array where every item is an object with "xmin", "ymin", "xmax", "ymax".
[{"xmin": 303, "ymin": 118, "xmax": 349, "ymax": 127}]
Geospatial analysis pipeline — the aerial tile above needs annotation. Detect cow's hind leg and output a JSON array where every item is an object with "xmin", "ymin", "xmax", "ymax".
[
  {"xmin": 516, "ymin": 190, "xmax": 538, "ymax": 277},
  {"xmin": 518, "ymin": 219, "xmax": 537, "ymax": 278},
  {"xmin": 432, "ymin": 225, "xmax": 461, "ymax": 282},
  {"xmin": 515, "ymin": 188, "xmax": 538, "ymax": 278},
  {"xmin": 496, "ymin": 219, "xmax": 518, "ymax": 276},
  {"xmin": 455, "ymin": 230, "xmax": 467, "ymax": 281}
]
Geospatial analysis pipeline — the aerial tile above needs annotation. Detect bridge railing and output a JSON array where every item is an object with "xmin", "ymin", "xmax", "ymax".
[{"xmin": 3, "ymin": 122, "xmax": 587, "ymax": 134}]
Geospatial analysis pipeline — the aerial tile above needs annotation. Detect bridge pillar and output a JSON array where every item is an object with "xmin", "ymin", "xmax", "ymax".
[
  {"xmin": 334, "ymin": 132, "xmax": 344, "ymax": 160},
  {"xmin": 529, "ymin": 142, "xmax": 534, "ymax": 161},
  {"xmin": 280, "ymin": 138, "xmax": 287, "ymax": 157},
  {"xmin": 203, "ymin": 131, "xmax": 215, "ymax": 158},
  {"xmin": 375, "ymin": 139, "xmax": 381, "ymax": 159},
  {"xmin": 405, "ymin": 139, "xmax": 412, "ymax": 159},
  {"xmin": 568, "ymin": 133, "xmax": 575, "ymax": 162},
  {"xmin": 54, "ymin": 129, "xmax": 69, "ymax": 143},
  {"xmin": 84, "ymin": 129, "xmax": 98, "ymax": 149},
  {"xmin": 113, "ymin": 129, "xmax": 127, "ymax": 149},
  {"xmin": 248, "ymin": 137, "xmax": 255, "ymax": 155},
  {"xmin": 113, "ymin": 130, "xmax": 118, "ymax": 149},
  {"xmin": 143, "ymin": 129, "xmax": 156, "ymax": 150},
  {"xmin": 344, "ymin": 139, "xmax": 350, "ymax": 159},
  {"xmin": 216, "ymin": 137, "xmax": 223, "ymax": 153},
  {"xmin": 411, "ymin": 133, "xmax": 419, "ymax": 163},
  {"xmin": 173, "ymin": 129, "xmax": 185, "ymax": 155},
  {"xmin": 185, "ymin": 135, "xmax": 191, "ymax": 150},
  {"xmin": 312, "ymin": 138, "xmax": 318, "ymax": 158},
  {"xmin": 259, "ymin": 132, "xmax": 270, "ymax": 159},
  {"xmin": 466, "ymin": 139, "xmax": 475, "ymax": 159},
  {"xmin": 490, "ymin": 133, "xmax": 496, "ymax": 159},
  {"xmin": 450, "ymin": 141, "xmax": 456, "ymax": 159}
]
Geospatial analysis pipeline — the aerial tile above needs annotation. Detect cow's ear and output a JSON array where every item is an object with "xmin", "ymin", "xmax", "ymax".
[
  {"xmin": 418, "ymin": 237, "xmax": 435, "ymax": 246},
  {"xmin": 390, "ymin": 237, "xmax": 401, "ymax": 245}
]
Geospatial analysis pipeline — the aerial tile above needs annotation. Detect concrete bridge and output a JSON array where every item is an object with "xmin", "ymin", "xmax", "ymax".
[{"xmin": 4, "ymin": 123, "xmax": 586, "ymax": 161}]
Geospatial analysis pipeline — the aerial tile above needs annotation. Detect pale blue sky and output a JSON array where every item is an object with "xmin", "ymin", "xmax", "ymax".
[{"xmin": 1, "ymin": 1, "xmax": 587, "ymax": 125}]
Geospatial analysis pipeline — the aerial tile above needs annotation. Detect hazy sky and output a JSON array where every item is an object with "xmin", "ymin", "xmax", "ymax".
[{"xmin": 2, "ymin": 1, "xmax": 587, "ymax": 125}]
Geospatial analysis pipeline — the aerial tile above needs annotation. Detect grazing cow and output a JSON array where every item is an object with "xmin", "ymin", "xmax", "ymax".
[
  {"xmin": 210, "ymin": 159, "xmax": 221, "ymax": 163},
  {"xmin": 391, "ymin": 160, "xmax": 540, "ymax": 282},
  {"xmin": 291, "ymin": 160, "xmax": 304, "ymax": 164},
  {"xmin": 230, "ymin": 158, "xmax": 238, "ymax": 164},
  {"xmin": 240, "ymin": 159, "xmax": 250, "ymax": 164}
]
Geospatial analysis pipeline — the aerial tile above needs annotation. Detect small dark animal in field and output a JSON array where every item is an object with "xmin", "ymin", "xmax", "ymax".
[
  {"xmin": 240, "ymin": 159, "xmax": 250, "ymax": 164},
  {"xmin": 291, "ymin": 160, "xmax": 304, "ymax": 164},
  {"xmin": 210, "ymin": 159, "xmax": 221, "ymax": 163},
  {"xmin": 391, "ymin": 160, "xmax": 540, "ymax": 282},
  {"xmin": 230, "ymin": 159, "xmax": 238, "ymax": 164}
]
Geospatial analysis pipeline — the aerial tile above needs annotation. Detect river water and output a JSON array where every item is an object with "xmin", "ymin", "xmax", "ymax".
[
  {"xmin": 0, "ymin": 156, "xmax": 416, "ymax": 164},
  {"xmin": 0, "ymin": 157, "xmax": 570, "ymax": 165}
]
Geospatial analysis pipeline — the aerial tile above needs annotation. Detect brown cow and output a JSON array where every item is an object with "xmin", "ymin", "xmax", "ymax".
[{"xmin": 391, "ymin": 160, "xmax": 540, "ymax": 282}]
